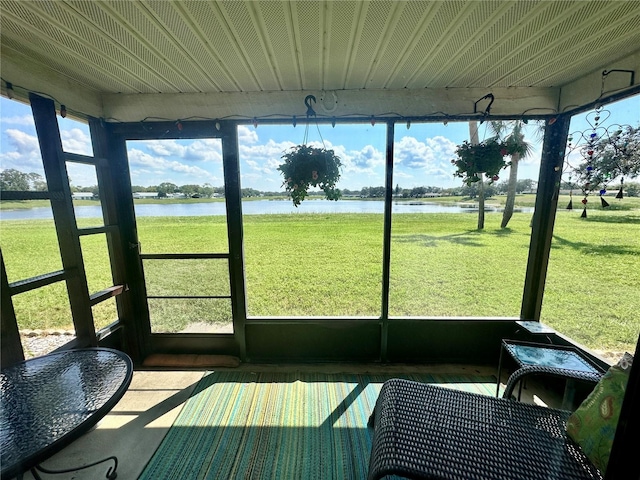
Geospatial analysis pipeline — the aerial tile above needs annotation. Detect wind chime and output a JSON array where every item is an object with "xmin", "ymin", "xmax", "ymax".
[{"xmin": 563, "ymin": 106, "xmax": 631, "ymax": 218}]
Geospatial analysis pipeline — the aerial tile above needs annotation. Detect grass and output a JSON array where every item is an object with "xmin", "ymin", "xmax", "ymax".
[
  {"xmin": 1, "ymin": 205, "xmax": 638, "ymax": 353},
  {"xmin": 543, "ymin": 210, "xmax": 640, "ymax": 352}
]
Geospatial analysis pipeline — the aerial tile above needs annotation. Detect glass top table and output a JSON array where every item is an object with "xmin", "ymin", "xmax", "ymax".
[
  {"xmin": 515, "ymin": 320, "xmax": 556, "ymax": 335},
  {"xmin": 505, "ymin": 342, "xmax": 601, "ymax": 373},
  {"xmin": 1, "ymin": 348, "xmax": 133, "ymax": 480},
  {"xmin": 496, "ymin": 340, "xmax": 605, "ymax": 405}
]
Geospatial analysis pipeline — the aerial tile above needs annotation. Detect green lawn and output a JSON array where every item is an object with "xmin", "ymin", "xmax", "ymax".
[{"xmin": 1, "ymin": 206, "xmax": 638, "ymax": 353}]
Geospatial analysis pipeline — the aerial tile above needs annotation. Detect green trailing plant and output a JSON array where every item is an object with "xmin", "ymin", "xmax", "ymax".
[
  {"xmin": 452, "ymin": 138, "xmax": 517, "ymax": 186},
  {"xmin": 278, "ymin": 145, "xmax": 342, "ymax": 206}
]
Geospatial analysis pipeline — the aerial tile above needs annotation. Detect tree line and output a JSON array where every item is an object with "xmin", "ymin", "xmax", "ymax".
[
  {"xmin": 240, "ymin": 180, "xmax": 538, "ymax": 199},
  {"xmin": 3, "ymin": 168, "xmax": 640, "ymax": 199}
]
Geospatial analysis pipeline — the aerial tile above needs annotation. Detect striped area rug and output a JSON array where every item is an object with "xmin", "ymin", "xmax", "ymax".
[{"xmin": 139, "ymin": 371, "xmax": 495, "ymax": 480}]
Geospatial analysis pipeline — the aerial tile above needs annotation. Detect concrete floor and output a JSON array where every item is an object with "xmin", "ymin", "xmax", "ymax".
[
  {"xmin": 21, "ymin": 370, "xmax": 204, "ymax": 480},
  {"xmin": 17, "ymin": 363, "xmax": 562, "ymax": 480}
]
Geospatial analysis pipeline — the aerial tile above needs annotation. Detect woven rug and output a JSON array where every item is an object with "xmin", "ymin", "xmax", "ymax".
[{"xmin": 138, "ymin": 371, "xmax": 495, "ymax": 480}]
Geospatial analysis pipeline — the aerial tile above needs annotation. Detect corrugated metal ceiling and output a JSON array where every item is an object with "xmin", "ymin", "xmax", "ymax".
[{"xmin": 1, "ymin": 0, "xmax": 639, "ymax": 119}]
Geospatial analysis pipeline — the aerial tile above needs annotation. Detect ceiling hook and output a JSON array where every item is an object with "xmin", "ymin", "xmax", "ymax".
[
  {"xmin": 474, "ymin": 93, "xmax": 494, "ymax": 124},
  {"xmin": 304, "ymin": 94, "xmax": 317, "ymax": 117}
]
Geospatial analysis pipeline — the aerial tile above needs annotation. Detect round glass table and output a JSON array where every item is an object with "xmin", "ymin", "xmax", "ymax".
[{"xmin": 1, "ymin": 348, "xmax": 133, "ymax": 480}]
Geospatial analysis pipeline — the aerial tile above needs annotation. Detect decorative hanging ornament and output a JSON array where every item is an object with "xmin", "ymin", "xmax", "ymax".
[
  {"xmin": 616, "ymin": 177, "xmax": 624, "ymax": 199},
  {"xmin": 566, "ymin": 175, "xmax": 574, "ymax": 210},
  {"xmin": 562, "ymin": 104, "xmax": 631, "ymax": 219}
]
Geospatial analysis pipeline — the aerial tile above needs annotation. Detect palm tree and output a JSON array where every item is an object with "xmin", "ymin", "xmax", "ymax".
[
  {"xmin": 467, "ymin": 121, "xmax": 487, "ymax": 229},
  {"xmin": 489, "ymin": 121, "xmax": 534, "ymax": 228}
]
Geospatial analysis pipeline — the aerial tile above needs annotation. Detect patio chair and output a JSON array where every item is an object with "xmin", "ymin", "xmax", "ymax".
[{"xmin": 367, "ymin": 354, "xmax": 632, "ymax": 479}]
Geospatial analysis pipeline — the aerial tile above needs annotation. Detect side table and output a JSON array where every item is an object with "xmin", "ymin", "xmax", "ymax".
[
  {"xmin": 496, "ymin": 339, "xmax": 604, "ymax": 408},
  {"xmin": 515, "ymin": 320, "xmax": 556, "ymax": 337}
]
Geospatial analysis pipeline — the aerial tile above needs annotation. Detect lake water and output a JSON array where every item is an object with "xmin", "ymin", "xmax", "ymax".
[{"xmin": 0, "ymin": 199, "xmax": 533, "ymax": 220}]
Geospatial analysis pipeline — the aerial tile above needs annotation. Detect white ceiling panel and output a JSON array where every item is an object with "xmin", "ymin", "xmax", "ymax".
[{"xmin": 1, "ymin": 0, "xmax": 639, "ymax": 120}]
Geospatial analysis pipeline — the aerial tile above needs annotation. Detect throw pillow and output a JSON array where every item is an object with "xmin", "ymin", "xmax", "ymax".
[{"xmin": 566, "ymin": 352, "xmax": 633, "ymax": 472}]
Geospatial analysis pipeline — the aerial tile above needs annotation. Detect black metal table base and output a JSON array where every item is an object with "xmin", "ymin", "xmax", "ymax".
[{"xmin": 30, "ymin": 456, "xmax": 118, "ymax": 480}]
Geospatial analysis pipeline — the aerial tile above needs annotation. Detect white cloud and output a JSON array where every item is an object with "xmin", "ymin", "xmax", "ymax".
[
  {"xmin": 60, "ymin": 128, "xmax": 92, "ymax": 156},
  {"xmin": 238, "ymin": 126, "xmax": 259, "ymax": 145},
  {"xmin": 139, "ymin": 139, "xmax": 222, "ymax": 163},
  {"xmin": 340, "ymin": 144, "xmax": 385, "ymax": 173},
  {"xmin": 395, "ymin": 135, "xmax": 457, "ymax": 170},
  {"xmin": 127, "ymin": 148, "xmax": 220, "ymax": 185},
  {"xmin": 0, "ymin": 128, "xmax": 43, "ymax": 171},
  {"xmin": 391, "ymin": 135, "xmax": 460, "ymax": 187},
  {"xmin": 143, "ymin": 140, "xmax": 187, "ymax": 157},
  {"xmin": 240, "ymin": 138, "xmax": 295, "ymax": 174},
  {"xmin": 1, "ymin": 115, "xmax": 35, "ymax": 127},
  {"xmin": 3, "ymin": 128, "xmax": 38, "ymax": 152},
  {"xmin": 185, "ymin": 139, "xmax": 222, "ymax": 163},
  {"xmin": 426, "ymin": 136, "xmax": 458, "ymax": 158},
  {"xmin": 128, "ymin": 148, "xmax": 161, "ymax": 168}
]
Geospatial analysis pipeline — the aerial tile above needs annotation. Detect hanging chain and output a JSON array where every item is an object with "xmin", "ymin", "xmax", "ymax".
[{"xmin": 302, "ymin": 95, "xmax": 327, "ymax": 149}]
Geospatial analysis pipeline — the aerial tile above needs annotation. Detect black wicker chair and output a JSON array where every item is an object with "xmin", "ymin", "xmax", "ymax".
[{"xmin": 367, "ymin": 378, "xmax": 602, "ymax": 480}]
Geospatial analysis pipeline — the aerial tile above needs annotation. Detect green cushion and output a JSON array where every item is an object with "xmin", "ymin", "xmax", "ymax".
[{"xmin": 566, "ymin": 352, "xmax": 633, "ymax": 472}]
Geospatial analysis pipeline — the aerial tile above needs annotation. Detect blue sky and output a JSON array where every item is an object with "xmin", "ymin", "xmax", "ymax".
[{"xmin": 1, "ymin": 95, "xmax": 638, "ymax": 192}]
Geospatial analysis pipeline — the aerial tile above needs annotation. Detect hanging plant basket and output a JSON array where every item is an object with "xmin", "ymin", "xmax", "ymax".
[
  {"xmin": 278, "ymin": 145, "xmax": 342, "ymax": 206},
  {"xmin": 452, "ymin": 138, "xmax": 510, "ymax": 185}
]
